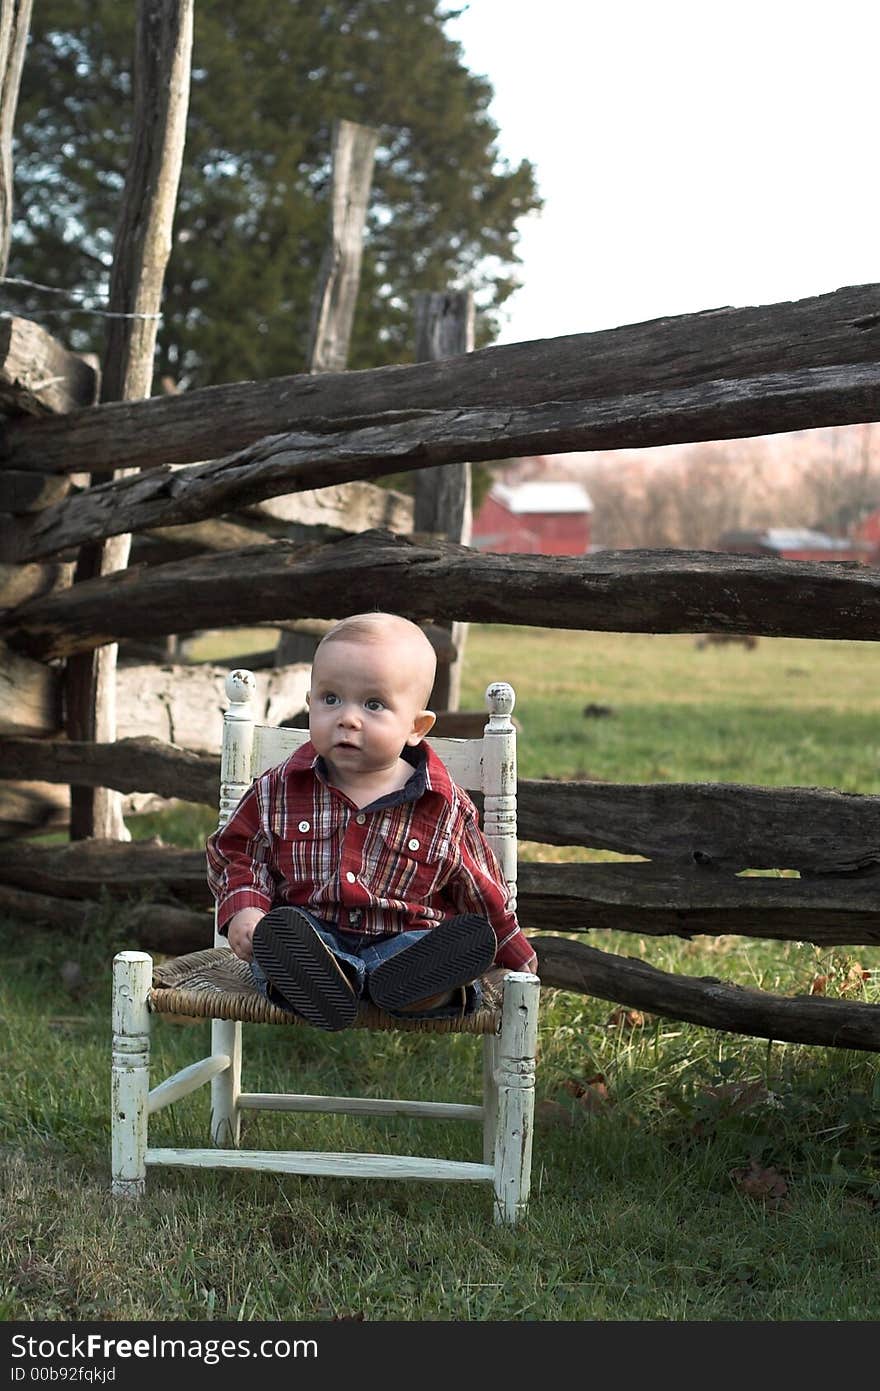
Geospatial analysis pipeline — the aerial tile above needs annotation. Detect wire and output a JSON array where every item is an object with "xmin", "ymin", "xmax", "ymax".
[{"xmin": 1, "ymin": 275, "xmax": 162, "ymax": 320}]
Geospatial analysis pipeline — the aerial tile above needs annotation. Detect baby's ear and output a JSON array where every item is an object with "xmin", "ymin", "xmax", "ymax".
[{"xmin": 407, "ymin": 709, "xmax": 436, "ymax": 744}]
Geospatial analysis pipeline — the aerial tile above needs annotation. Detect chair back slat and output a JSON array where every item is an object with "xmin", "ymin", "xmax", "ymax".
[{"xmin": 252, "ymin": 726, "xmax": 485, "ymax": 792}]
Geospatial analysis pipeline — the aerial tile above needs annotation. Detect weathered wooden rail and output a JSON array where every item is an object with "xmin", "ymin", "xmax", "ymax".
[
  {"xmin": 0, "ymin": 822, "xmax": 877, "ymax": 1047},
  {"xmin": 5, "ymin": 362, "xmax": 880, "ymax": 564},
  {"xmin": 4, "ymin": 744, "xmax": 876, "ymax": 876},
  {"xmin": 3, "ymin": 531, "xmax": 880, "ymax": 660},
  {"xmin": 1, "ymin": 842, "xmax": 876, "ymax": 948},
  {"xmin": 3, "ymin": 281, "xmax": 880, "ymax": 474}
]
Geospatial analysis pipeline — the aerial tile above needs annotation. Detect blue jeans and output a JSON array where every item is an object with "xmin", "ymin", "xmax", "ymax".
[{"xmin": 249, "ymin": 909, "xmax": 484, "ymax": 1020}]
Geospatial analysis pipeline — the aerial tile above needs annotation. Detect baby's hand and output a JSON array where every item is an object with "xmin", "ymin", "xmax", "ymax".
[
  {"xmin": 484, "ymin": 953, "xmax": 539, "ymax": 988},
  {"xmin": 482, "ymin": 965, "xmax": 509, "ymax": 990},
  {"xmin": 226, "ymin": 907, "xmax": 266, "ymax": 962}
]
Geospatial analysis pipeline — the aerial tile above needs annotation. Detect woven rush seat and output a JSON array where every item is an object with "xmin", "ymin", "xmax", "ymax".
[{"xmin": 150, "ymin": 946, "xmax": 502, "ymax": 1034}]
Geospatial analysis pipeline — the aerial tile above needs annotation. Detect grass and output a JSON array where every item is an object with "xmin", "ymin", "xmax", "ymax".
[{"xmin": 2, "ymin": 627, "xmax": 880, "ymax": 1321}]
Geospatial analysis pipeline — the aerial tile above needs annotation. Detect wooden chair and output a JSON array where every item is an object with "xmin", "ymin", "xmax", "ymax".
[{"xmin": 111, "ymin": 670, "xmax": 540, "ymax": 1224}]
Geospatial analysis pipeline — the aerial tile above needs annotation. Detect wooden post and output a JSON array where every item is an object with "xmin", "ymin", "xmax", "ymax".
[
  {"xmin": 0, "ymin": 0, "xmax": 32, "ymax": 276},
  {"xmin": 305, "ymin": 118, "xmax": 379, "ymax": 375},
  {"xmin": 493, "ymin": 971, "xmax": 540, "ymax": 1225},
  {"xmin": 413, "ymin": 290, "xmax": 474, "ymax": 711},
  {"xmin": 482, "ymin": 1034, "xmax": 499, "ymax": 1164},
  {"xmin": 276, "ymin": 118, "xmax": 378, "ymax": 669},
  {"xmin": 210, "ymin": 669, "xmax": 256, "ymax": 1148},
  {"xmin": 111, "ymin": 950, "xmax": 152, "ymax": 1197},
  {"xmin": 481, "ymin": 681, "xmax": 518, "ymax": 908},
  {"xmin": 66, "ymin": 0, "xmax": 193, "ymax": 840}
]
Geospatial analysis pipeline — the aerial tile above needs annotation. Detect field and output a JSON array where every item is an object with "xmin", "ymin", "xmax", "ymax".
[{"xmin": 2, "ymin": 626, "xmax": 879, "ymax": 1321}]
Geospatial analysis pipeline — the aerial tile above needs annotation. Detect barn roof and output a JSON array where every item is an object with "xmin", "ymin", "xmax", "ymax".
[
  {"xmin": 763, "ymin": 527, "xmax": 856, "ymax": 552},
  {"xmin": 490, "ymin": 481, "xmax": 593, "ymax": 514},
  {"xmin": 720, "ymin": 527, "xmax": 859, "ymax": 553}
]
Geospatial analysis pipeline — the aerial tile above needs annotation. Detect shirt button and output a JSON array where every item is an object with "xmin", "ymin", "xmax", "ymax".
[
  {"xmin": 298, "ymin": 820, "xmax": 310, "ymax": 833},
  {"xmin": 408, "ymin": 838, "xmax": 420, "ymax": 851},
  {"xmin": 356, "ymin": 814, "xmax": 366, "ymax": 825},
  {"xmin": 345, "ymin": 871, "xmax": 356, "ymax": 884}
]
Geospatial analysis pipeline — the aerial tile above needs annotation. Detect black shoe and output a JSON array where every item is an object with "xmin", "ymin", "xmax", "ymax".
[
  {"xmin": 252, "ymin": 908, "xmax": 357, "ymax": 1031},
  {"xmin": 369, "ymin": 916, "xmax": 496, "ymax": 1013}
]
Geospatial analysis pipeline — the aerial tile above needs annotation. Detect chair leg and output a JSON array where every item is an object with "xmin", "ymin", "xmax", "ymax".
[
  {"xmin": 211, "ymin": 1019, "xmax": 242, "ymax": 1146},
  {"xmin": 111, "ymin": 951, "xmax": 152, "ymax": 1197},
  {"xmin": 482, "ymin": 1033, "xmax": 499, "ymax": 1164},
  {"xmin": 493, "ymin": 972, "xmax": 540, "ymax": 1225}
]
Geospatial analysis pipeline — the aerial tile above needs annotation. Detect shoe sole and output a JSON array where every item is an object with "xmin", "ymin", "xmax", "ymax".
[
  {"xmin": 252, "ymin": 908, "xmax": 357, "ymax": 1031},
  {"xmin": 369, "ymin": 916, "xmax": 496, "ymax": 1012}
]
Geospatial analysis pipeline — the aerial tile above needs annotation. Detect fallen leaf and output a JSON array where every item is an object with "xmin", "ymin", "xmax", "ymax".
[
  {"xmin": 730, "ymin": 1160, "xmax": 789, "ymax": 1202},
  {"xmin": 701, "ymin": 1080, "xmax": 770, "ymax": 1114},
  {"xmin": 607, "ymin": 1006, "xmax": 645, "ymax": 1029},
  {"xmin": 564, "ymin": 1073, "xmax": 611, "ymax": 1112},
  {"xmin": 810, "ymin": 974, "xmax": 828, "ymax": 995},
  {"xmin": 841, "ymin": 964, "xmax": 871, "ymax": 995},
  {"xmin": 563, "ymin": 1072, "xmax": 604, "ymax": 1098}
]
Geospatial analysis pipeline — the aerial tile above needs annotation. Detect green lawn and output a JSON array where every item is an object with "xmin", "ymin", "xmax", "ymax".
[{"xmin": 2, "ymin": 627, "xmax": 879, "ymax": 1321}]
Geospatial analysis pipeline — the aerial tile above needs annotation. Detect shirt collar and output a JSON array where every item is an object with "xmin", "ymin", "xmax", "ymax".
[{"xmin": 285, "ymin": 739, "xmax": 455, "ymax": 809}]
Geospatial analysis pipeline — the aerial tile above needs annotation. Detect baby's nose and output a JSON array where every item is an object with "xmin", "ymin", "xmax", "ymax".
[{"xmin": 338, "ymin": 704, "xmax": 361, "ymax": 726}]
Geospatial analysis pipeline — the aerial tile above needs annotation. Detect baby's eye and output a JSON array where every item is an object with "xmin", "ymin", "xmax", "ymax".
[
  {"xmin": 364, "ymin": 698, "xmax": 385, "ymax": 712},
  {"xmin": 322, "ymin": 692, "xmax": 340, "ymax": 706}
]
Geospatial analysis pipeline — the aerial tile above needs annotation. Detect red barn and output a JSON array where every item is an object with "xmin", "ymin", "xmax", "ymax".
[
  {"xmin": 853, "ymin": 506, "xmax": 880, "ymax": 560},
  {"xmin": 472, "ymin": 481, "xmax": 593, "ymax": 555}
]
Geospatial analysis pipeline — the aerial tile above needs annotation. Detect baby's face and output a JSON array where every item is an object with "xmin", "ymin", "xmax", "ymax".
[{"xmin": 308, "ymin": 639, "xmax": 433, "ymax": 780}]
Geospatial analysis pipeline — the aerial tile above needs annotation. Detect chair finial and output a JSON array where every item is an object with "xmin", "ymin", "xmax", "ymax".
[
  {"xmin": 485, "ymin": 681, "xmax": 515, "ymax": 724},
  {"xmin": 225, "ymin": 668, "xmax": 256, "ymax": 711}
]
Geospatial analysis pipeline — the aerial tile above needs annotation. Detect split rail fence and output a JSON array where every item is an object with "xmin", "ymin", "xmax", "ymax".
[{"xmin": 2, "ymin": 283, "xmax": 880, "ymax": 1049}]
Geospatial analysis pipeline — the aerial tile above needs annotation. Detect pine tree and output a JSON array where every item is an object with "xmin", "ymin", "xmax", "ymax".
[{"xmin": 10, "ymin": 0, "xmax": 540, "ymax": 388}]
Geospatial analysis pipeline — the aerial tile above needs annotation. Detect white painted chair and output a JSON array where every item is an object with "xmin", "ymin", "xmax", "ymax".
[{"xmin": 111, "ymin": 670, "xmax": 540, "ymax": 1223}]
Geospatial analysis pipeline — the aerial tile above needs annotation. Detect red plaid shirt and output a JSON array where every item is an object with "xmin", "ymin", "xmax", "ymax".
[{"xmin": 206, "ymin": 741, "xmax": 534, "ymax": 971}]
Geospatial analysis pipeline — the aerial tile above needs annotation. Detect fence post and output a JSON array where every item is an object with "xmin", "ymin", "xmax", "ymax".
[
  {"xmin": 413, "ymin": 289, "xmax": 474, "ymax": 711},
  {"xmin": 305, "ymin": 118, "xmax": 379, "ymax": 376},
  {"xmin": 276, "ymin": 117, "xmax": 378, "ymax": 669},
  {"xmin": 66, "ymin": 0, "xmax": 193, "ymax": 840}
]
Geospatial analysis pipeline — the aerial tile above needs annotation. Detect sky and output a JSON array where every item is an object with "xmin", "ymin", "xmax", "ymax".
[{"xmin": 444, "ymin": 0, "xmax": 880, "ymax": 346}]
